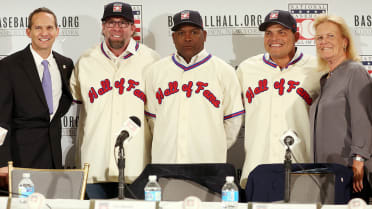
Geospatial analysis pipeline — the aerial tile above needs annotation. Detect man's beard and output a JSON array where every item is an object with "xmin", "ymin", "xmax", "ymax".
[{"xmin": 108, "ymin": 38, "xmax": 125, "ymax": 49}]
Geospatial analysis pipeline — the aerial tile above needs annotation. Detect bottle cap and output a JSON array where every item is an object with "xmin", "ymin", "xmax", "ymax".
[
  {"xmin": 226, "ymin": 176, "xmax": 234, "ymax": 182},
  {"xmin": 149, "ymin": 175, "xmax": 157, "ymax": 181},
  {"xmin": 23, "ymin": 173, "xmax": 31, "ymax": 178}
]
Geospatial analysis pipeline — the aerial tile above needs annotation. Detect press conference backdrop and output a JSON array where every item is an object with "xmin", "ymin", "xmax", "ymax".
[{"xmin": 0, "ymin": 0, "xmax": 371, "ymax": 169}]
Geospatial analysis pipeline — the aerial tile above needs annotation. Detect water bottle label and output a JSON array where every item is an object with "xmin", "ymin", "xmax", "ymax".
[
  {"xmin": 222, "ymin": 191, "xmax": 238, "ymax": 202},
  {"xmin": 145, "ymin": 191, "xmax": 161, "ymax": 201},
  {"xmin": 18, "ymin": 186, "xmax": 34, "ymax": 198}
]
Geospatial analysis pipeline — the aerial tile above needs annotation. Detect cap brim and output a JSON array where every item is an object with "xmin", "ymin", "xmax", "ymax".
[
  {"xmin": 101, "ymin": 15, "xmax": 134, "ymax": 23},
  {"xmin": 259, "ymin": 21, "xmax": 292, "ymax": 32},
  {"xmin": 171, "ymin": 22, "xmax": 203, "ymax": 31}
]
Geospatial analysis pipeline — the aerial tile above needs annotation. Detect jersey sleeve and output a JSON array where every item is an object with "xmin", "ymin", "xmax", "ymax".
[
  {"xmin": 144, "ymin": 65, "xmax": 157, "ymax": 134},
  {"xmin": 69, "ymin": 61, "xmax": 82, "ymax": 103},
  {"xmin": 221, "ymin": 66, "xmax": 245, "ymax": 148}
]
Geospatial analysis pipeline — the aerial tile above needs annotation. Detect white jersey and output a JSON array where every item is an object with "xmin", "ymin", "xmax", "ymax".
[
  {"xmin": 70, "ymin": 39, "xmax": 160, "ymax": 183},
  {"xmin": 145, "ymin": 49, "xmax": 244, "ymax": 164},
  {"xmin": 236, "ymin": 51, "xmax": 323, "ymax": 187}
]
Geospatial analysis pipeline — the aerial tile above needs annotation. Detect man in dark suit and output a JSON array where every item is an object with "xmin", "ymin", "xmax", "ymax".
[{"xmin": 0, "ymin": 7, "xmax": 73, "ymax": 188}]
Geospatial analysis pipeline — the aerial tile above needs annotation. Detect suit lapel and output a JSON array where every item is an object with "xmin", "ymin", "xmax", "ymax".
[
  {"xmin": 21, "ymin": 45, "xmax": 49, "ymax": 108},
  {"xmin": 52, "ymin": 52, "xmax": 71, "ymax": 118}
]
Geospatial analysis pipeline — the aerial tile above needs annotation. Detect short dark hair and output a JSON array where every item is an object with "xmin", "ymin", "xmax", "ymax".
[{"xmin": 28, "ymin": 7, "xmax": 58, "ymax": 29}]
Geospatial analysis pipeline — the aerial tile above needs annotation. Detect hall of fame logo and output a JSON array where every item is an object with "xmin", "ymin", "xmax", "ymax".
[
  {"xmin": 289, "ymin": 3, "xmax": 328, "ymax": 46},
  {"xmin": 360, "ymin": 55, "xmax": 372, "ymax": 76},
  {"xmin": 132, "ymin": 5, "xmax": 143, "ymax": 43}
]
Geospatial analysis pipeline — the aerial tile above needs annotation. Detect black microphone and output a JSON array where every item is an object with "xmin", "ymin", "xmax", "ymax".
[
  {"xmin": 130, "ymin": 116, "xmax": 141, "ymax": 127},
  {"xmin": 115, "ymin": 116, "xmax": 141, "ymax": 200},
  {"xmin": 114, "ymin": 116, "xmax": 141, "ymax": 148},
  {"xmin": 284, "ymin": 136, "xmax": 294, "ymax": 147},
  {"xmin": 280, "ymin": 129, "xmax": 298, "ymax": 149},
  {"xmin": 115, "ymin": 131, "xmax": 129, "ymax": 147}
]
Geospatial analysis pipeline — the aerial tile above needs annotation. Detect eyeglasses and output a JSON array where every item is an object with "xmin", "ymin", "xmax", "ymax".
[
  {"xmin": 105, "ymin": 20, "xmax": 131, "ymax": 28},
  {"xmin": 314, "ymin": 33, "xmax": 336, "ymax": 42}
]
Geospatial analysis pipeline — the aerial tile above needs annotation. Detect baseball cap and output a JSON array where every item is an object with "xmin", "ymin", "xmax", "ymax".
[
  {"xmin": 101, "ymin": 2, "xmax": 134, "ymax": 23},
  {"xmin": 259, "ymin": 10, "xmax": 297, "ymax": 33},
  {"xmin": 171, "ymin": 10, "xmax": 203, "ymax": 31}
]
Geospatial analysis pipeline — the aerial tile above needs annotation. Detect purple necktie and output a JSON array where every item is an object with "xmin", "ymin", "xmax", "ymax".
[{"xmin": 41, "ymin": 60, "xmax": 53, "ymax": 114}]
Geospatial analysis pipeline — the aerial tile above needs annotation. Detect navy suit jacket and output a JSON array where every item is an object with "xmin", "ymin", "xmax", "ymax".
[{"xmin": 0, "ymin": 45, "xmax": 73, "ymax": 169}]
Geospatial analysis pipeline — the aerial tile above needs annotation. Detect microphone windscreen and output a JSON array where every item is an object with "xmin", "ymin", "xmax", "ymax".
[{"xmin": 129, "ymin": 116, "xmax": 141, "ymax": 127}]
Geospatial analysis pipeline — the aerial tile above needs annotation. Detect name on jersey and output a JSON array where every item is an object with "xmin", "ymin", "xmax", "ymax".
[
  {"xmin": 156, "ymin": 81, "xmax": 220, "ymax": 108},
  {"xmin": 88, "ymin": 78, "xmax": 146, "ymax": 103},
  {"xmin": 245, "ymin": 78, "xmax": 312, "ymax": 105}
]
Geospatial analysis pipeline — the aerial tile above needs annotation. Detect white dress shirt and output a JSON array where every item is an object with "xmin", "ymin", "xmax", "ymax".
[{"xmin": 30, "ymin": 45, "xmax": 62, "ymax": 120}]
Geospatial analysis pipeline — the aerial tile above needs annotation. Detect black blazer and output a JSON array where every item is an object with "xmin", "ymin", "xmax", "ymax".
[{"xmin": 0, "ymin": 45, "xmax": 73, "ymax": 169}]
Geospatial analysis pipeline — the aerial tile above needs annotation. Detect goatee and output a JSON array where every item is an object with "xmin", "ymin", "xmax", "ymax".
[{"xmin": 108, "ymin": 39, "xmax": 125, "ymax": 49}]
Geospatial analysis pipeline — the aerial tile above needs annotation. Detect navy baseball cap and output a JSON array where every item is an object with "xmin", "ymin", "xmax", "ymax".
[
  {"xmin": 172, "ymin": 10, "xmax": 203, "ymax": 31},
  {"xmin": 259, "ymin": 10, "xmax": 297, "ymax": 33},
  {"xmin": 101, "ymin": 2, "xmax": 134, "ymax": 23}
]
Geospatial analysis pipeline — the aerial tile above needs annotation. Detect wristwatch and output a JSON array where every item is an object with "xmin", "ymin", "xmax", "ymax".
[{"xmin": 353, "ymin": 155, "xmax": 365, "ymax": 162}]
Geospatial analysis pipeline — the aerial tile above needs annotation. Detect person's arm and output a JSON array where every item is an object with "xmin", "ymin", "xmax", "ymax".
[
  {"xmin": 352, "ymin": 156, "xmax": 365, "ymax": 192},
  {"xmin": 0, "ymin": 60, "xmax": 13, "ymax": 167},
  {"xmin": 224, "ymin": 115, "xmax": 243, "ymax": 148},
  {"xmin": 0, "ymin": 166, "xmax": 8, "ymax": 189},
  {"xmin": 223, "ymin": 66, "xmax": 245, "ymax": 148},
  {"xmin": 144, "ymin": 65, "xmax": 157, "ymax": 134},
  {"xmin": 348, "ymin": 65, "xmax": 372, "ymax": 192}
]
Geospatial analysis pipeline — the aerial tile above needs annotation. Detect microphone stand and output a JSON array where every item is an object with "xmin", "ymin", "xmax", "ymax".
[
  {"xmin": 118, "ymin": 143, "xmax": 125, "ymax": 199},
  {"xmin": 284, "ymin": 146, "xmax": 292, "ymax": 203}
]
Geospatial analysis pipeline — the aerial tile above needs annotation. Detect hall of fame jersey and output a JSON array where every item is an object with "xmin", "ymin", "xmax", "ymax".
[
  {"xmin": 70, "ymin": 39, "xmax": 160, "ymax": 183},
  {"xmin": 145, "ymin": 49, "xmax": 244, "ymax": 164},
  {"xmin": 237, "ymin": 51, "xmax": 323, "ymax": 187}
]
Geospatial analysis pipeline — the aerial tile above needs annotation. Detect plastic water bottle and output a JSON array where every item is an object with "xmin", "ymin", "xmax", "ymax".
[
  {"xmin": 18, "ymin": 173, "xmax": 35, "ymax": 200},
  {"xmin": 144, "ymin": 175, "xmax": 161, "ymax": 201},
  {"xmin": 222, "ymin": 176, "xmax": 239, "ymax": 208}
]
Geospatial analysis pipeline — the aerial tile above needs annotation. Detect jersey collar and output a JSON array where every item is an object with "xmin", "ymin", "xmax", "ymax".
[
  {"xmin": 262, "ymin": 48, "xmax": 303, "ymax": 70},
  {"xmin": 101, "ymin": 38, "xmax": 139, "ymax": 60},
  {"xmin": 172, "ymin": 49, "xmax": 212, "ymax": 71}
]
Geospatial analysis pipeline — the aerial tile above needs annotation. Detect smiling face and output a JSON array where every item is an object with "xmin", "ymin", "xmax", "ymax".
[
  {"xmin": 102, "ymin": 17, "xmax": 135, "ymax": 55},
  {"xmin": 264, "ymin": 24, "xmax": 299, "ymax": 64},
  {"xmin": 26, "ymin": 12, "xmax": 59, "ymax": 58},
  {"xmin": 315, "ymin": 21, "xmax": 347, "ymax": 64},
  {"xmin": 172, "ymin": 24, "xmax": 206, "ymax": 63}
]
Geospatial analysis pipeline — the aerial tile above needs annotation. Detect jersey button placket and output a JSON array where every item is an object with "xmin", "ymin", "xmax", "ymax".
[{"xmin": 177, "ymin": 72, "xmax": 189, "ymax": 162}]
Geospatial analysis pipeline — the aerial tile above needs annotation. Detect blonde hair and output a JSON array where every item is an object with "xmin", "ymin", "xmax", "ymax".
[{"xmin": 313, "ymin": 15, "xmax": 360, "ymax": 71}]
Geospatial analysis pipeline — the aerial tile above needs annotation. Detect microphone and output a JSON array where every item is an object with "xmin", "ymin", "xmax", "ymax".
[
  {"xmin": 280, "ymin": 129, "xmax": 299, "ymax": 203},
  {"xmin": 115, "ymin": 116, "xmax": 141, "ymax": 200},
  {"xmin": 280, "ymin": 129, "xmax": 299, "ymax": 149},
  {"xmin": 284, "ymin": 136, "xmax": 294, "ymax": 147},
  {"xmin": 115, "ymin": 116, "xmax": 141, "ymax": 147}
]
